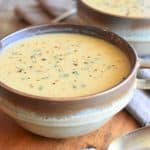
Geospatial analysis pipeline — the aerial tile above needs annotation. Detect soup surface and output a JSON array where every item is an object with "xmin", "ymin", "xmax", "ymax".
[
  {"xmin": 0, "ymin": 33, "xmax": 131, "ymax": 97},
  {"xmin": 82, "ymin": 0, "xmax": 150, "ymax": 18}
]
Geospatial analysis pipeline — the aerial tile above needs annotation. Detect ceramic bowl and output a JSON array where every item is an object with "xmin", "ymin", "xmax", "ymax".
[
  {"xmin": 0, "ymin": 24, "xmax": 149, "ymax": 138},
  {"xmin": 77, "ymin": 0, "xmax": 150, "ymax": 56}
]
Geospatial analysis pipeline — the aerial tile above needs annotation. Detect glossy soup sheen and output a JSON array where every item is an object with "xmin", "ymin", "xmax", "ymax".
[
  {"xmin": 0, "ymin": 33, "xmax": 131, "ymax": 97},
  {"xmin": 82, "ymin": 0, "xmax": 150, "ymax": 18}
]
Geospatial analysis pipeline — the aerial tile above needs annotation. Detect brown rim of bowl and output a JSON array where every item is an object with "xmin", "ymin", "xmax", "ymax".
[
  {"xmin": 0, "ymin": 24, "xmax": 139, "ymax": 102},
  {"xmin": 79, "ymin": 0, "xmax": 150, "ymax": 20}
]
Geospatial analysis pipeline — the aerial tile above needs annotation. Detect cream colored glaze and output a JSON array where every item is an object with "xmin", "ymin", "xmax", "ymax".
[
  {"xmin": 82, "ymin": 0, "xmax": 150, "ymax": 18},
  {"xmin": 0, "ymin": 33, "xmax": 131, "ymax": 97}
]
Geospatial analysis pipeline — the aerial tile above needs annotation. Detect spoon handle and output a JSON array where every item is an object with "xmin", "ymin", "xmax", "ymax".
[{"xmin": 51, "ymin": 8, "xmax": 77, "ymax": 23}]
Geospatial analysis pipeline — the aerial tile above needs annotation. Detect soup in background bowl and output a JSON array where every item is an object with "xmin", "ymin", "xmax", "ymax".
[
  {"xmin": 81, "ymin": 0, "xmax": 150, "ymax": 19},
  {"xmin": 0, "ymin": 24, "xmax": 149, "ymax": 138}
]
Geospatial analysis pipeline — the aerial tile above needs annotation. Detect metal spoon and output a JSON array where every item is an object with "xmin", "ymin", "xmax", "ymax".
[
  {"xmin": 108, "ymin": 126, "xmax": 150, "ymax": 150},
  {"xmin": 51, "ymin": 8, "xmax": 76, "ymax": 23}
]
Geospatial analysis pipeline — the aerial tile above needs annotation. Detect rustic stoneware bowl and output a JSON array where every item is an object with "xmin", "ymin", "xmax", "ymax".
[
  {"xmin": 0, "ymin": 24, "xmax": 150, "ymax": 138},
  {"xmin": 77, "ymin": 0, "xmax": 150, "ymax": 56}
]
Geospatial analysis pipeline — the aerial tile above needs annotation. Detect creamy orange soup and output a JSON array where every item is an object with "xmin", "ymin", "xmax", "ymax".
[
  {"xmin": 0, "ymin": 33, "xmax": 131, "ymax": 97},
  {"xmin": 82, "ymin": 0, "xmax": 150, "ymax": 18}
]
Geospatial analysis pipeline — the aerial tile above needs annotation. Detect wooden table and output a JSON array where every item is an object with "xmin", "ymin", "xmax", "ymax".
[{"xmin": 0, "ymin": 1, "xmax": 139, "ymax": 150}]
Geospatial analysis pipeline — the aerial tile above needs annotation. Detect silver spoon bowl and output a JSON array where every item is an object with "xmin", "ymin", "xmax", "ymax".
[{"xmin": 108, "ymin": 126, "xmax": 150, "ymax": 150}]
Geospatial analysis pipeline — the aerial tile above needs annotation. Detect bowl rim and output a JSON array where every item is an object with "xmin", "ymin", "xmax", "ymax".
[
  {"xmin": 0, "ymin": 24, "xmax": 139, "ymax": 102},
  {"xmin": 79, "ymin": 0, "xmax": 150, "ymax": 20}
]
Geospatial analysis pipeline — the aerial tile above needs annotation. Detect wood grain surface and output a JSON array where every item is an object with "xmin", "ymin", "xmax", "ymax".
[{"xmin": 0, "ymin": 0, "xmax": 139, "ymax": 150}]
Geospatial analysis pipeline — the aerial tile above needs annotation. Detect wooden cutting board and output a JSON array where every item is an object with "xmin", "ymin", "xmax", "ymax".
[{"xmin": 0, "ymin": 0, "xmax": 139, "ymax": 150}]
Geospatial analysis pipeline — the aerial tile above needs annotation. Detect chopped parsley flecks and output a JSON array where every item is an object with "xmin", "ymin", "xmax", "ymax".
[
  {"xmin": 0, "ymin": 34, "xmax": 130, "ymax": 97},
  {"xmin": 38, "ymin": 85, "xmax": 43, "ymax": 91}
]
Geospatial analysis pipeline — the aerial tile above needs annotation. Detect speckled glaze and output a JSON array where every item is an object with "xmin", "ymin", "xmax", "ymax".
[
  {"xmin": 77, "ymin": 0, "xmax": 150, "ymax": 56},
  {"xmin": 0, "ymin": 24, "xmax": 149, "ymax": 138}
]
